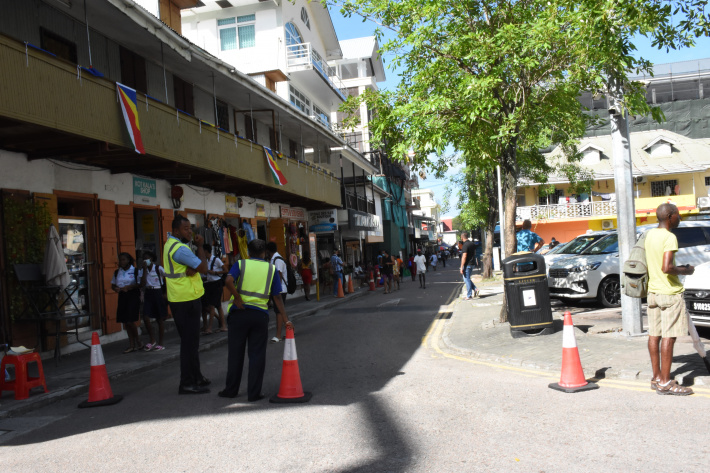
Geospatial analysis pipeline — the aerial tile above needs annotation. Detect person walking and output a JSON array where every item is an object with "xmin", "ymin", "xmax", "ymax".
[
  {"xmin": 331, "ymin": 248, "xmax": 344, "ymax": 296},
  {"xmin": 300, "ymin": 253, "xmax": 314, "ymax": 301},
  {"xmin": 408, "ymin": 253, "xmax": 417, "ymax": 281},
  {"xmin": 164, "ymin": 215, "xmax": 210, "ymax": 395},
  {"xmin": 139, "ymin": 250, "xmax": 168, "ymax": 351},
  {"xmin": 381, "ymin": 250, "xmax": 394, "ymax": 294},
  {"xmin": 219, "ymin": 239, "xmax": 291, "ymax": 401},
  {"xmin": 413, "ymin": 248, "xmax": 427, "ymax": 289},
  {"xmin": 430, "ymin": 252, "xmax": 439, "ymax": 271},
  {"xmin": 646, "ymin": 203, "xmax": 695, "ymax": 395},
  {"xmin": 460, "ymin": 232, "xmax": 479, "ymax": 300},
  {"xmin": 111, "ymin": 252, "xmax": 142, "ymax": 353},
  {"xmin": 266, "ymin": 242, "xmax": 288, "ymax": 343},
  {"xmin": 516, "ymin": 219, "xmax": 544, "ymax": 253},
  {"xmin": 201, "ymin": 244, "xmax": 227, "ymax": 335}
]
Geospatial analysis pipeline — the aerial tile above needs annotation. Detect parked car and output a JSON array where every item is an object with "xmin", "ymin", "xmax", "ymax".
[
  {"xmin": 547, "ymin": 221, "xmax": 710, "ymax": 307},
  {"xmin": 543, "ymin": 231, "xmax": 614, "ymax": 271}
]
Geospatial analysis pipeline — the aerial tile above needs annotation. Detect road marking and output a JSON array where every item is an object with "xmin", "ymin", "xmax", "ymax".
[
  {"xmin": 378, "ymin": 298, "xmax": 401, "ymax": 307},
  {"xmin": 422, "ymin": 304, "xmax": 710, "ymax": 398}
]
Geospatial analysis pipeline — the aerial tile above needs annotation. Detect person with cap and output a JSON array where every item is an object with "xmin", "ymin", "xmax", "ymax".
[
  {"xmin": 460, "ymin": 232, "xmax": 479, "ymax": 300},
  {"xmin": 331, "ymin": 248, "xmax": 344, "ymax": 296},
  {"xmin": 163, "ymin": 215, "xmax": 210, "ymax": 395},
  {"xmin": 219, "ymin": 238, "xmax": 291, "ymax": 401},
  {"xmin": 548, "ymin": 237, "xmax": 559, "ymax": 249},
  {"xmin": 413, "ymin": 248, "xmax": 427, "ymax": 289},
  {"xmin": 266, "ymin": 241, "xmax": 288, "ymax": 343}
]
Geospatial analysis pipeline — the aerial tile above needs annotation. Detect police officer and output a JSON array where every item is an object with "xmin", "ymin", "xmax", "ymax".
[
  {"xmin": 164, "ymin": 215, "xmax": 210, "ymax": 394},
  {"xmin": 219, "ymin": 238, "xmax": 292, "ymax": 401}
]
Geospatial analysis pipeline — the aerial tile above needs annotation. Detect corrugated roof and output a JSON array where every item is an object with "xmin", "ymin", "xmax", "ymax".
[
  {"xmin": 339, "ymin": 36, "xmax": 377, "ymax": 59},
  {"xmin": 540, "ymin": 130, "xmax": 710, "ymax": 184}
]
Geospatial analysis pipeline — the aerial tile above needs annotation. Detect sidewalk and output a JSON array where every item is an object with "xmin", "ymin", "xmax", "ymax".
[
  {"xmin": 0, "ymin": 287, "xmax": 368, "ymax": 419},
  {"xmin": 442, "ymin": 276, "xmax": 710, "ymax": 386}
]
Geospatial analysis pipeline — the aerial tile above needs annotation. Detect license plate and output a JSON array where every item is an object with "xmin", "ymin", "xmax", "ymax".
[{"xmin": 692, "ymin": 302, "xmax": 710, "ymax": 312}]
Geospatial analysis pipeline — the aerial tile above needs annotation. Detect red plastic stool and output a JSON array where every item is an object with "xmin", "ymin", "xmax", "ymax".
[{"xmin": 0, "ymin": 353, "xmax": 49, "ymax": 400}]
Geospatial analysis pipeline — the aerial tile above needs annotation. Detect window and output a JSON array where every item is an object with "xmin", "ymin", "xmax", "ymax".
[
  {"xmin": 585, "ymin": 234, "xmax": 619, "ymax": 255},
  {"xmin": 40, "ymin": 28, "xmax": 77, "ymax": 63},
  {"xmin": 704, "ymin": 176, "xmax": 710, "ymax": 186},
  {"xmin": 119, "ymin": 46, "xmax": 147, "ymax": 93},
  {"xmin": 215, "ymin": 100, "xmax": 229, "ymax": 130},
  {"xmin": 651, "ymin": 179, "xmax": 678, "ymax": 197},
  {"xmin": 289, "ymin": 139, "xmax": 300, "ymax": 160},
  {"xmin": 285, "ymin": 22, "xmax": 303, "ymax": 46},
  {"xmin": 289, "ymin": 85, "xmax": 311, "ymax": 115},
  {"xmin": 218, "ymin": 15, "xmax": 255, "ymax": 50},
  {"xmin": 312, "ymin": 104, "xmax": 330, "ymax": 128},
  {"xmin": 173, "ymin": 76, "xmax": 194, "ymax": 115},
  {"xmin": 300, "ymin": 7, "xmax": 311, "ymax": 29},
  {"xmin": 538, "ymin": 189, "xmax": 564, "ymax": 206},
  {"xmin": 673, "ymin": 227, "xmax": 709, "ymax": 249}
]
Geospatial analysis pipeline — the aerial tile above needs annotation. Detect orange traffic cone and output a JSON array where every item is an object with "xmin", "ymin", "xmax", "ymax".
[
  {"xmin": 336, "ymin": 278, "xmax": 345, "ymax": 298},
  {"xmin": 347, "ymin": 274, "xmax": 354, "ymax": 293},
  {"xmin": 549, "ymin": 312, "xmax": 599, "ymax": 393},
  {"xmin": 270, "ymin": 325, "xmax": 312, "ymax": 403},
  {"xmin": 78, "ymin": 332, "xmax": 123, "ymax": 408},
  {"xmin": 368, "ymin": 271, "xmax": 376, "ymax": 291}
]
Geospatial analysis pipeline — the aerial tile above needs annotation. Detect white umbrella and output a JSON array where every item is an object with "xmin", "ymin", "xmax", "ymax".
[{"xmin": 43, "ymin": 224, "xmax": 71, "ymax": 290}]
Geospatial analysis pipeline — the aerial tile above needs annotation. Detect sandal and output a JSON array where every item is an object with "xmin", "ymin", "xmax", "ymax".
[
  {"xmin": 270, "ymin": 336, "xmax": 280, "ymax": 344},
  {"xmin": 651, "ymin": 377, "xmax": 660, "ymax": 390},
  {"xmin": 218, "ymin": 328, "xmax": 228, "ymax": 333},
  {"xmin": 135, "ymin": 344, "xmax": 144, "ymax": 351},
  {"xmin": 656, "ymin": 380, "xmax": 694, "ymax": 396},
  {"xmin": 152, "ymin": 345, "xmax": 165, "ymax": 351},
  {"xmin": 201, "ymin": 331, "xmax": 213, "ymax": 335},
  {"xmin": 123, "ymin": 347, "xmax": 136, "ymax": 354}
]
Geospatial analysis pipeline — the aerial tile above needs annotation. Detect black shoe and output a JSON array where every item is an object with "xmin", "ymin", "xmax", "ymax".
[
  {"xmin": 248, "ymin": 394, "xmax": 266, "ymax": 402},
  {"xmin": 197, "ymin": 377, "xmax": 211, "ymax": 387},
  {"xmin": 218, "ymin": 389, "xmax": 238, "ymax": 398},
  {"xmin": 178, "ymin": 385, "xmax": 210, "ymax": 395}
]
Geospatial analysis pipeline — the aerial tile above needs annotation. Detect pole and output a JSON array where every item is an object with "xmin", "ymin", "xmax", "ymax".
[
  {"xmin": 83, "ymin": 0, "xmax": 92, "ymax": 66},
  {"xmin": 609, "ymin": 88, "xmax": 643, "ymax": 336},
  {"xmin": 496, "ymin": 165, "xmax": 505, "ymax": 260}
]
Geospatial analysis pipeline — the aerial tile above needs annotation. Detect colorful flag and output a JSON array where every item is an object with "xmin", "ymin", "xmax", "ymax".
[
  {"xmin": 116, "ymin": 82, "xmax": 145, "ymax": 154},
  {"xmin": 264, "ymin": 147, "xmax": 288, "ymax": 186}
]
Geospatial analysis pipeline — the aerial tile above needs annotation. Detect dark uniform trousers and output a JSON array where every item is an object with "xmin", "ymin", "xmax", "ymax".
[
  {"xmin": 170, "ymin": 299, "xmax": 204, "ymax": 386},
  {"xmin": 223, "ymin": 307, "xmax": 269, "ymax": 400}
]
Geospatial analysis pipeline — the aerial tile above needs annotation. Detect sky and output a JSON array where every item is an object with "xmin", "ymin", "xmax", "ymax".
[{"xmin": 328, "ymin": 6, "xmax": 710, "ymax": 218}]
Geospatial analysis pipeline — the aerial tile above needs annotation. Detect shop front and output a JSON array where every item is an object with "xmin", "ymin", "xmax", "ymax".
[
  {"xmin": 337, "ymin": 209, "xmax": 382, "ymax": 267},
  {"xmin": 308, "ymin": 209, "xmax": 338, "ymax": 268}
]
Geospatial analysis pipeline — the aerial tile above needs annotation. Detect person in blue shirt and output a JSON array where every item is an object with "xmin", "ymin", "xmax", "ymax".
[
  {"xmin": 516, "ymin": 219, "xmax": 544, "ymax": 253},
  {"xmin": 331, "ymin": 249, "xmax": 344, "ymax": 296}
]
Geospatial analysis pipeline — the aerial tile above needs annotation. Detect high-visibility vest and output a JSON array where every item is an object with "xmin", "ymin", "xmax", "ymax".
[
  {"xmin": 228, "ymin": 259, "xmax": 275, "ymax": 311},
  {"xmin": 163, "ymin": 238, "xmax": 205, "ymax": 303}
]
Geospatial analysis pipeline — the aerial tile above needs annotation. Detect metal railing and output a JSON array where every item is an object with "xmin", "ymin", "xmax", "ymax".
[
  {"xmin": 343, "ymin": 190, "xmax": 375, "ymax": 214},
  {"xmin": 516, "ymin": 201, "xmax": 618, "ymax": 221},
  {"xmin": 286, "ymin": 42, "xmax": 346, "ymax": 100}
]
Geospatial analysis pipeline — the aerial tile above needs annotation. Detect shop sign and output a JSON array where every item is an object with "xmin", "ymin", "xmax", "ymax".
[
  {"xmin": 308, "ymin": 209, "xmax": 337, "ymax": 233},
  {"xmin": 281, "ymin": 206, "xmax": 306, "ymax": 220},
  {"xmin": 133, "ymin": 176, "xmax": 156, "ymax": 205},
  {"xmin": 256, "ymin": 203, "xmax": 266, "ymax": 217},
  {"xmin": 348, "ymin": 210, "xmax": 381, "ymax": 232},
  {"xmin": 225, "ymin": 195, "xmax": 239, "ymax": 214},
  {"xmin": 421, "ymin": 221, "xmax": 429, "ymax": 232}
]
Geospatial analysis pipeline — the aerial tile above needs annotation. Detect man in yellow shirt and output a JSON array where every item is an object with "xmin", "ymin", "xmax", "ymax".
[{"xmin": 645, "ymin": 203, "xmax": 694, "ymax": 395}]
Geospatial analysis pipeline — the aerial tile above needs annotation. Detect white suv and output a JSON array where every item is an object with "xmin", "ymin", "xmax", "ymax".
[{"xmin": 547, "ymin": 221, "xmax": 710, "ymax": 307}]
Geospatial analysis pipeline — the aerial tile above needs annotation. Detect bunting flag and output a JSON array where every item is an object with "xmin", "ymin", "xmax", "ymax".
[
  {"xmin": 264, "ymin": 146, "xmax": 288, "ymax": 186},
  {"xmin": 116, "ymin": 82, "xmax": 145, "ymax": 154}
]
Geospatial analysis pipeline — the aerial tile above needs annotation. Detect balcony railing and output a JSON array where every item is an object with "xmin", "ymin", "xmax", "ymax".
[
  {"xmin": 286, "ymin": 42, "xmax": 346, "ymax": 100},
  {"xmin": 516, "ymin": 201, "xmax": 618, "ymax": 221},
  {"xmin": 343, "ymin": 190, "xmax": 376, "ymax": 214}
]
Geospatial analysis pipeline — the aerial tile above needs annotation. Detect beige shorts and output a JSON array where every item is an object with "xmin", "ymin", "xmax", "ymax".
[{"xmin": 647, "ymin": 292, "xmax": 687, "ymax": 338}]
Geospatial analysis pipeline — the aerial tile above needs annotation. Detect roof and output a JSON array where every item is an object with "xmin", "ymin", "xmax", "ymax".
[
  {"xmin": 337, "ymin": 36, "xmax": 386, "ymax": 82},
  {"xmin": 538, "ymin": 130, "xmax": 710, "ymax": 184},
  {"xmin": 441, "ymin": 218, "xmax": 453, "ymax": 231}
]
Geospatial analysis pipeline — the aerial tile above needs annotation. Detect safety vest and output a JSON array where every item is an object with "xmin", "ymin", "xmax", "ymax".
[
  {"xmin": 228, "ymin": 259, "xmax": 275, "ymax": 311},
  {"xmin": 163, "ymin": 238, "xmax": 205, "ymax": 303}
]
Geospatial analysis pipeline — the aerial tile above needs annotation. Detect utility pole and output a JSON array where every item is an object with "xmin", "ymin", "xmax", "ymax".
[{"xmin": 609, "ymin": 86, "xmax": 643, "ymax": 336}]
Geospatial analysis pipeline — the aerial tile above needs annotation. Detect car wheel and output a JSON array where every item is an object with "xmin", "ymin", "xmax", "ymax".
[{"xmin": 597, "ymin": 276, "xmax": 621, "ymax": 308}]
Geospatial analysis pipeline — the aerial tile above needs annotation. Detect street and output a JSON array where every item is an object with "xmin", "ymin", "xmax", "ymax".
[{"xmin": 2, "ymin": 265, "xmax": 710, "ymax": 472}]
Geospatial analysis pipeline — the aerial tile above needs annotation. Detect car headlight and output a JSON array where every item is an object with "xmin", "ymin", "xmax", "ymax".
[{"xmin": 568, "ymin": 262, "xmax": 602, "ymax": 272}]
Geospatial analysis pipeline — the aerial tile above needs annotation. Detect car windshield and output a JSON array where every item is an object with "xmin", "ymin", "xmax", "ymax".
[
  {"xmin": 546, "ymin": 242, "xmax": 569, "ymax": 255},
  {"xmin": 583, "ymin": 233, "xmax": 619, "ymax": 254},
  {"xmin": 558, "ymin": 234, "xmax": 608, "ymax": 255}
]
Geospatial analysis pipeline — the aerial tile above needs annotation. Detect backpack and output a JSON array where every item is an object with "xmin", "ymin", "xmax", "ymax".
[
  {"xmin": 621, "ymin": 232, "xmax": 649, "ymax": 298},
  {"xmin": 274, "ymin": 256, "xmax": 297, "ymax": 294}
]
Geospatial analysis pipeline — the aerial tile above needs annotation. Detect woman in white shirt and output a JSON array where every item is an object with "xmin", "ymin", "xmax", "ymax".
[
  {"xmin": 139, "ymin": 250, "xmax": 168, "ymax": 351},
  {"xmin": 111, "ymin": 252, "xmax": 142, "ymax": 353}
]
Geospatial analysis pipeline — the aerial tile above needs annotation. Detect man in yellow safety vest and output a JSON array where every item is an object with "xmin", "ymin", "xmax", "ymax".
[
  {"xmin": 218, "ymin": 238, "xmax": 292, "ymax": 401},
  {"xmin": 163, "ymin": 215, "xmax": 209, "ymax": 394}
]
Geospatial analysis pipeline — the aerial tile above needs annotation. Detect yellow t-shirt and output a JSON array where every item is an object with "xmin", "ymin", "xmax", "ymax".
[{"xmin": 645, "ymin": 228, "xmax": 683, "ymax": 295}]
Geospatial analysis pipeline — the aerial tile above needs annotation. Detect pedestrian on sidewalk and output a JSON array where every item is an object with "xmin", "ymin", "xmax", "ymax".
[
  {"xmin": 300, "ymin": 253, "xmax": 314, "ymax": 301},
  {"xmin": 331, "ymin": 248, "xmax": 344, "ymax": 296},
  {"xmin": 646, "ymin": 203, "xmax": 695, "ymax": 396},
  {"xmin": 219, "ymin": 238, "xmax": 292, "ymax": 401},
  {"xmin": 267, "ymin": 242, "xmax": 288, "ymax": 343},
  {"xmin": 391, "ymin": 252, "xmax": 401, "ymax": 291},
  {"xmin": 111, "ymin": 252, "xmax": 142, "ymax": 353},
  {"xmin": 430, "ymin": 252, "xmax": 438, "ymax": 271},
  {"xmin": 460, "ymin": 232, "xmax": 479, "ymax": 300},
  {"xmin": 201, "ymin": 244, "xmax": 227, "ymax": 335},
  {"xmin": 139, "ymin": 250, "xmax": 168, "ymax": 351},
  {"xmin": 408, "ymin": 253, "xmax": 417, "ymax": 281},
  {"xmin": 164, "ymin": 215, "xmax": 210, "ymax": 395},
  {"xmin": 414, "ymin": 248, "xmax": 427, "ymax": 289},
  {"xmin": 441, "ymin": 250, "xmax": 447, "ymax": 267},
  {"xmin": 381, "ymin": 250, "xmax": 394, "ymax": 294}
]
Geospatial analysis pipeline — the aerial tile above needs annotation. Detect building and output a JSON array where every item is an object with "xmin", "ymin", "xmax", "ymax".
[{"xmin": 411, "ymin": 188, "xmax": 439, "ymax": 250}]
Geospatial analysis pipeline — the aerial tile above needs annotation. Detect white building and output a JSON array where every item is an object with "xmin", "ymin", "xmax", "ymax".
[{"xmin": 411, "ymin": 188, "xmax": 440, "ymax": 246}]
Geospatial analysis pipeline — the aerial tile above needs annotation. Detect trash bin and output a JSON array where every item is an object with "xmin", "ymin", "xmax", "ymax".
[{"xmin": 502, "ymin": 252, "xmax": 554, "ymax": 338}]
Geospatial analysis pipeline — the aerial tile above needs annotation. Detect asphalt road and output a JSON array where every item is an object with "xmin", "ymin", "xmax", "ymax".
[{"xmin": 2, "ymin": 265, "xmax": 709, "ymax": 472}]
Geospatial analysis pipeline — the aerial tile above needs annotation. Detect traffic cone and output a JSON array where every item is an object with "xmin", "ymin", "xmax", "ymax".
[
  {"xmin": 336, "ymin": 278, "xmax": 345, "ymax": 298},
  {"xmin": 78, "ymin": 332, "xmax": 123, "ymax": 408},
  {"xmin": 368, "ymin": 271, "xmax": 376, "ymax": 291},
  {"xmin": 347, "ymin": 274, "xmax": 354, "ymax": 293},
  {"xmin": 549, "ymin": 312, "xmax": 599, "ymax": 393},
  {"xmin": 270, "ymin": 325, "xmax": 312, "ymax": 404}
]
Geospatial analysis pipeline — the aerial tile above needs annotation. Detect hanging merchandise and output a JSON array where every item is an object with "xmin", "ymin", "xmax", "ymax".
[
  {"xmin": 237, "ymin": 228, "xmax": 248, "ymax": 260},
  {"xmin": 242, "ymin": 220, "xmax": 255, "ymax": 242}
]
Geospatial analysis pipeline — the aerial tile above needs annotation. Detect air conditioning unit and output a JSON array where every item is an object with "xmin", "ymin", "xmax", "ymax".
[
  {"xmin": 602, "ymin": 220, "xmax": 614, "ymax": 230},
  {"xmin": 635, "ymin": 176, "xmax": 647, "ymax": 184},
  {"xmin": 698, "ymin": 197, "xmax": 710, "ymax": 210}
]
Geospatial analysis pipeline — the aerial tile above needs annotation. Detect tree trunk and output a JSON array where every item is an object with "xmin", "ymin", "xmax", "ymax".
[
  {"xmin": 499, "ymin": 142, "xmax": 519, "ymax": 323},
  {"xmin": 482, "ymin": 168, "xmax": 498, "ymax": 279}
]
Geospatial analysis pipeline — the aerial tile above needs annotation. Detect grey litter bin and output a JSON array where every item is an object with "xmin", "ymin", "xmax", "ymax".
[{"xmin": 502, "ymin": 253, "xmax": 554, "ymax": 338}]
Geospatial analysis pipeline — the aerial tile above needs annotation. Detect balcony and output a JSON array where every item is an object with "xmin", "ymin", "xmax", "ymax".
[
  {"xmin": 286, "ymin": 42, "xmax": 347, "ymax": 101},
  {"xmin": 343, "ymin": 190, "xmax": 376, "ymax": 214},
  {"xmin": 516, "ymin": 194, "xmax": 697, "ymax": 221},
  {"xmin": 407, "ymin": 198, "xmax": 421, "ymax": 211},
  {"xmin": 0, "ymin": 35, "xmax": 341, "ymax": 208}
]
